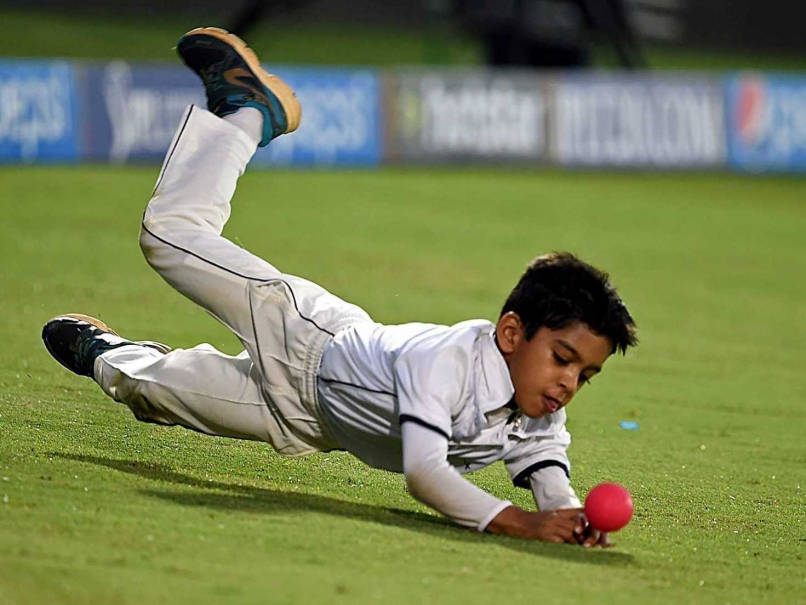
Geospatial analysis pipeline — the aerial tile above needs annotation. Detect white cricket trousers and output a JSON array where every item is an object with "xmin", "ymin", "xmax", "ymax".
[{"xmin": 94, "ymin": 105, "xmax": 371, "ymax": 456}]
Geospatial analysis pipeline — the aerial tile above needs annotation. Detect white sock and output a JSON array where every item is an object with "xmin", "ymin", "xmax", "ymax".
[{"xmin": 223, "ymin": 107, "xmax": 263, "ymax": 146}]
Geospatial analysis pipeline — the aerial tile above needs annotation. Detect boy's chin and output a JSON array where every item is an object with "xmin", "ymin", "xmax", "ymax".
[{"xmin": 514, "ymin": 400, "xmax": 551, "ymax": 419}]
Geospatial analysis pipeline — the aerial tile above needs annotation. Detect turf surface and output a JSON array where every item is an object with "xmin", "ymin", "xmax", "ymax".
[{"xmin": 1, "ymin": 165, "xmax": 804, "ymax": 604}]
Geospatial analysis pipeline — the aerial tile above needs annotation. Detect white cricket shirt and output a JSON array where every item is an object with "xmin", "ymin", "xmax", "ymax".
[{"xmin": 317, "ymin": 319, "xmax": 581, "ymax": 529}]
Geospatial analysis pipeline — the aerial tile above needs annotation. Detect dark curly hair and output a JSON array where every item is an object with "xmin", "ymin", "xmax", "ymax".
[{"xmin": 500, "ymin": 252, "xmax": 637, "ymax": 354}]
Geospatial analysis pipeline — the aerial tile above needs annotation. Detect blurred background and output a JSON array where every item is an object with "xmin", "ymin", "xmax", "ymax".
[
  {"xmin": 0, "ymin": 0, "xmax": 805, "ymax": 170},
  {"xmin": 1, "ymin": 0, "xmax": 806, "ymax": 69}
]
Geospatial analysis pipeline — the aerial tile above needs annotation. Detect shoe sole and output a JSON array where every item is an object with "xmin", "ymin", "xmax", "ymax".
[
  {"xmin": 60, "ymin": 313, "xmax": 118, "ymax": 335},
  {"xmin": 181, "ymin": 26, "xmax": 301, "ymax": 134}
]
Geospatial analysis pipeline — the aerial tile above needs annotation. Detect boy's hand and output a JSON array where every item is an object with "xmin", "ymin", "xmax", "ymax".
[
  {"xmin": 572, "ymin": 514, "xmax": 612, "ymax": 548},
  {"xmin": 486, "ymin": 506, "xmax": 611, "ymax": 547}
]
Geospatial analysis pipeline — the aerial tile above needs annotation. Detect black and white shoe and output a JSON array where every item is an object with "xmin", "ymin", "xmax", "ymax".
[{"xmin": 42, "ymin": 314, "xmax": 171, "ymax": 378}]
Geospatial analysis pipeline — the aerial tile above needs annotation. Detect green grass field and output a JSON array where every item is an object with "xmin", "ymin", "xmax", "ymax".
[{"xmin": 1, "ymin": 165, "xmax": 804, "ymax": 604}]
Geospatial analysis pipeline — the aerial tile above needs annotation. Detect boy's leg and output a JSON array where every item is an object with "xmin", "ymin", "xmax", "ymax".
[
  {"xmin": 42, "ymin": 315, "xmax": 293, "ymax": 444},
  {"xmin": 140, "ymin": 103, "xmax": 277, "ymax": 338},
  {"xmin": 43, "ymin": 29, "xmax": 371, "ymax": 452},
  {"xmin": 142, "ymin": 29, "xmax": 371, "ymax": 369},
  {"xmin": 133, "ymin": 30, "xmax": 371, "ymax": 452},
  {"xmin": 140, "ymin": 28, "xmax": 299, "ymax": 358},
  {"xmin": 95, "ymin": 343, "xmax": 283, "ymax": 442}
]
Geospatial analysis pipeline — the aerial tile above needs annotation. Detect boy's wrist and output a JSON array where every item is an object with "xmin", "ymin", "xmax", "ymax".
[
  {"xmin": 478, "ymin": 500, "xmax": 516, "ymax": 532},
  {"xmin": 485, "ymin": 505, "xmax": 530, "ymax": 537}
]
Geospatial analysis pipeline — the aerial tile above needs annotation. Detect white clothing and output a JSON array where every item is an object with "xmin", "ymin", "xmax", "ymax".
[
  {"xmin": 101, "ymin": 104, "xmax": 371, "ymax": 456},
  {"xmin": 95, "ymin": 105, "xmax": 579, "ymax": 533},
  {"xmin": 401, "ymin": 422, "xmax": 512, "ymax": 531},
  {"xmin": 222, "ymin": 106, "xmax": 263, "ymax": 146},
  {"xmin": 318, "ymin": 319, "xmax": 575, "ymax": 480}
]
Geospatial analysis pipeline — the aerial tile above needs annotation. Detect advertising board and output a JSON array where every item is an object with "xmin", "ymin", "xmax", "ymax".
[
  {"xmin": 81, "ymin": 62, "xmax": 203, "ymax": 162},
  {"xmin": 81, "ymin": 63, "xmax": 380, "ymax": 166},
  {"xmin": 0, "ymin": 60, "xmax": 79, "ymax": 162},
  {"xmin": 551, "ymin": 75, "xmax": 725, "ymax": 168},
  {"xmin": 10, "ymin": 58, "xmax": 806, "ymax": 175},
  {"xmin": 251, "ymin": 68, "xmax": 381, "ymax": 166},
  {"xmin": 386, "ymin": 71, "xmax": 546, "ymax": 162},
  {"xmin": 726, "ymin": 73, "xmax": 806, "ymax": 172}
]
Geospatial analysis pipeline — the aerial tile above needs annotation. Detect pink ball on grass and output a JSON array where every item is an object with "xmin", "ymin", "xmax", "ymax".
[{"xmin": 584, "ymin": 482, "xmax": 634, "ymax": 532}]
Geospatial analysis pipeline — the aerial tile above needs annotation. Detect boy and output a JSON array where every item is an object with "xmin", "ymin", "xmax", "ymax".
[{"xmin": 42, "ymin": 28, "xmax": 637, "ymax": 546}]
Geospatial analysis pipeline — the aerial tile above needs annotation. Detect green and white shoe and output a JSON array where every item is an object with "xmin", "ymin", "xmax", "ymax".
[{"xmin": 177, "ymin": 26, "xmax": 301, "ymax": 146}]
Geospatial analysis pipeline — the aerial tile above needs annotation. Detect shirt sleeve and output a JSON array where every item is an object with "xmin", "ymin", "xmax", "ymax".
[
  {"xmin": 528, "ymin": 466, "xmax": 581, "ymax": 510},
  {"xmin": 401, "ymin": 420, "xmax": 511, "ymax": 531},
  {"xmin": 504, "ymin": 421, "xmax": 579, "ymax": 510},
  {"xmin": 393, "ymin": 343, "xmax": 471, "ymax": 440}
]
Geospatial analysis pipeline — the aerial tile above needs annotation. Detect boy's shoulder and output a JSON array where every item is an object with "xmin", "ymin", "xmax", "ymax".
[
  {"xmin": 393, "ymin": 318, "xmax": 511, "ymax": 405},
  {"xmin": 391, "ymin": 318, "xmax": 495, "ymax": 358}
]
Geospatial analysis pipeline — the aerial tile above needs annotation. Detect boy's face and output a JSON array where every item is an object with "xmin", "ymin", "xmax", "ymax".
[{"xmin": 496, "ymin": 313, "xmax": 613, "ymax": 418}]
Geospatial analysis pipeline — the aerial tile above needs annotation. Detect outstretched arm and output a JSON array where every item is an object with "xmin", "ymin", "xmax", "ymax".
[
  {"xmin": 401, "ymin": 420, "xmax": 510, "ymax": 530},
  {"xmin": 401, "ymin": 421, "xmax": 587, "ymax": 543}
]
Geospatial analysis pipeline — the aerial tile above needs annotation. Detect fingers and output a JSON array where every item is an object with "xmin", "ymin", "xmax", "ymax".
[
  {"xmin": 570, "ymin": 512, "xmax": 588, "ymax": 544},
  {"xmin": 551, "ymin": 509, "xmax": 589, "ymax": 544},
  {"xmin": 597, "ymin": 532, "xmax": 613, "ymax": 548},
  {"xmin": 570, "ymin": 513, "xmax": 613, "ymax": 548},
  {"xmin": 552, "ymin": 509, "xmax": 583, "ymax": 538},
  {"xmin": 532, "ymin": 509, "xmax": 616, "ymax": 547},
  {"xmin": 536, "ymin": 509, "xmax": 583, "ymax": 543},
  {"xmin": 553, "ymin": 508, "xmax": 585, "ymax": 530},
  {"xmin": 582, "ymin": 529, "xmax": 612, "ymax": 548},
  {"xmin": 573, "ymin": 512, "xmax": 587, "ymax": 537}
]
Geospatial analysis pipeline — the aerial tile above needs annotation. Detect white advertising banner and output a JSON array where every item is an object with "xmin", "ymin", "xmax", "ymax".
[{"xmin": 551, "ymin": 75, "xmax": 725, "ymax": 167}]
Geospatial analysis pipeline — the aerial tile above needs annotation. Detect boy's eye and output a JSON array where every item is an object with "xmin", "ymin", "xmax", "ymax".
[
  {"xmin": 552, "ymin": 352, "xmax": 569, "ymax": 365},
  {"xmin": 578, "ymin": 374, "xmax": 592, "ymax": 386}
]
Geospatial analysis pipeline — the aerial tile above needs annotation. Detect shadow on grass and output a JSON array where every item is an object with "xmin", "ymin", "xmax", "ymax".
[{"xmin": 58, "ymin": 452, "xmax": 634, "ymax": 566}]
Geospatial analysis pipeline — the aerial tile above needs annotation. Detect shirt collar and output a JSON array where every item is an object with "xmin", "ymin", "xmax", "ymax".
[{"xmin": 474, "ymin": 326, "xmax": 515, "ymax": 414}]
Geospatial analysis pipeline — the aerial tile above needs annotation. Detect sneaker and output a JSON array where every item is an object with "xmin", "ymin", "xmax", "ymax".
[
  {"xmin": 42, "ymin": 314, "xmax": 171, "ymax": 378},
  {"xmin": 176, "ymin": 26, "xmax": 301, "ymax": 146}
]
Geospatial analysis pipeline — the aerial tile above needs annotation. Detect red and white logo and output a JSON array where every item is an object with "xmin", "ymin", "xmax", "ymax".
[{"xmin": 735, "ymin": 75, "xmax": 769, "ymax": 147}]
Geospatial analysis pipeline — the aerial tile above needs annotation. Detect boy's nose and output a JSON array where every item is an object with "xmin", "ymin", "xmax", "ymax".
[{"xmin": 558, "ymin": 370, "xmax": 578, "ymax": 400}]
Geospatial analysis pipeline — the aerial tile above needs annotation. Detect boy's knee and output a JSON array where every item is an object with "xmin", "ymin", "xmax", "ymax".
[
  {"xmin": 139, "ymin": 222, "xmax": 177, "ymax": 271},
  {"xmin": 139, "ymin": 224, "xmax": 159, "ymax": 265}
]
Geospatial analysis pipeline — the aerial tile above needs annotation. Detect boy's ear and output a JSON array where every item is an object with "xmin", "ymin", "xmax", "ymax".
[{"xmin": 496, "ymin": 312, "xmax": 525, "ymax": 355}]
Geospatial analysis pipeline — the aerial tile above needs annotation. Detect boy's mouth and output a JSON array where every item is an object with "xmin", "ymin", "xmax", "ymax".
[{"xmin": 542, "ymin": 395, "xmax": 561, "ymax": 414}]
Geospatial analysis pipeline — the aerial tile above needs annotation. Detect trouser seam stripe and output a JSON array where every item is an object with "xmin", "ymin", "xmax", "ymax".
[{"xmin": 140, "ymin": 223, "xmax": 335, "ymax": 338}]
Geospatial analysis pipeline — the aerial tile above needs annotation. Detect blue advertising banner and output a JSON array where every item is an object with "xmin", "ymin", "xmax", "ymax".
[
  {"xmin": 79, "ymin": 62, "xmax": 380, "ymax": 166},
  {"xmin": 11, "ymin": 58, "xmax": 806, "ymax": 174},
  {"xmin": 726, "ymin": 73, "xmax": 806, "ymax": 172},
  {"xmin": 80, "ymin": 62, "xmax": 203, "ymax": 162},
  {"xmin": 550, "ymin": 75, "xmax": 725, "ymax": 168},
  {"xmin": 251, "ymin": 68, "xmax": 381, "ymax": 166},
  {"xmin": 0, "ymin": 60, "xmax": 79, "ymax": 162}
]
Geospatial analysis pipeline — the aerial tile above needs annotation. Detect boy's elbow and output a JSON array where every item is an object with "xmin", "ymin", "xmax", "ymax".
[
  {"xmin": 404, "ymin": 463, "xmax": 438, "ymax": 503},
  {"xmin": 404, "ymin": 473, "xmax": 426, "ymax": 503}
]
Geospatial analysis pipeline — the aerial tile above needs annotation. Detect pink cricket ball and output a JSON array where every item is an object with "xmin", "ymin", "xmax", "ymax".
[{"xmin": 584, "ymin": 482, "xmax": 634, "ymax": 532}]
